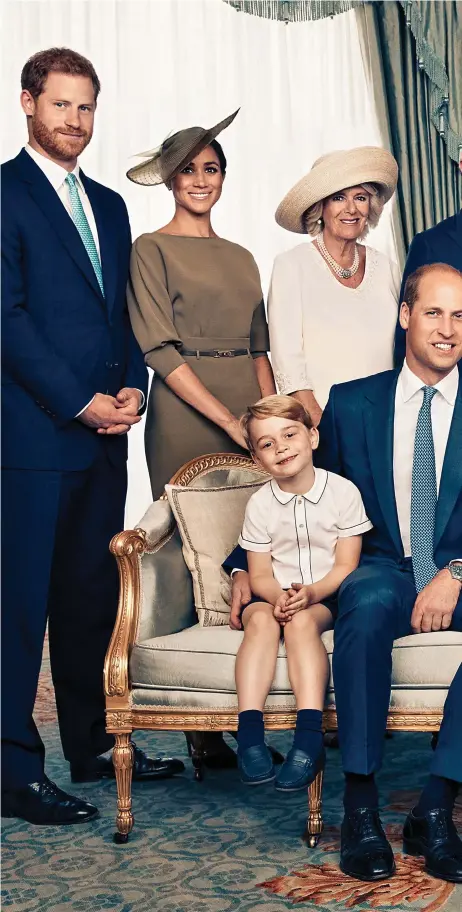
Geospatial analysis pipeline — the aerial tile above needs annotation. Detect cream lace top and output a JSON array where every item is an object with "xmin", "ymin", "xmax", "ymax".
[{"xmin": 268, "ymin": 242, "xmax": 401, "ymax": 408}]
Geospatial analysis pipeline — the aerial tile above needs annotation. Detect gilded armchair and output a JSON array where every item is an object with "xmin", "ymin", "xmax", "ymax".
[{"xmin": 104, "ymin": 453, "xmax": 461, "ymax": 844}]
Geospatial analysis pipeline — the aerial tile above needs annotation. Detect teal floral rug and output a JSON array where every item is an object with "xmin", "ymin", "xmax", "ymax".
[{"xmin": 2, "ymin": 651, "xmax": 461, "ymax": 912}]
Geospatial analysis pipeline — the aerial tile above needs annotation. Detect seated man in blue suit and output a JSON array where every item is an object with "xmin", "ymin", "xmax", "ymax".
[
  {"xmin": 227, "ymin": 262, "xmax": 462, "ymax": 883},
  {"xmin": 394, "ymin": 156, "xmax": 462, "ymax": 366},
  {"xmin": 1, "ymin": 48, "xmax": 182, "ymax": 826}
]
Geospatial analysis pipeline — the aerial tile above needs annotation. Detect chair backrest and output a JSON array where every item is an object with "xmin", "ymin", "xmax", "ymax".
[{"xmin": 168, "ymin": 452, "xmax": 269, "ymax": 489}]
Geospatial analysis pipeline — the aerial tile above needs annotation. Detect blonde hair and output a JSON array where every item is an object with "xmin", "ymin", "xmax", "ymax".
[
  {"xmin": 304, "ymin": 182, "xmax": 385, "ymax": 238},
  {"xmin": 241, "ymin": 395, "xmax": 313, "ymax": 454}
]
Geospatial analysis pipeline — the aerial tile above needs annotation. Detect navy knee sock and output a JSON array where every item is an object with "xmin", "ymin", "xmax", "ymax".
[
  {"xmin": 237, "ymin": 710, "xmax": 265, "ymax": 751},
  {"xmin": 292, "ymin": 709, "xmax": 323, "ymax": 757},
  {"xmin": 414, "ymin": 775, "xmax": 459, "ymax": 816},
  {"xmin": 344, "ymin": 773, "xmax": 379, "ymax": 812}
]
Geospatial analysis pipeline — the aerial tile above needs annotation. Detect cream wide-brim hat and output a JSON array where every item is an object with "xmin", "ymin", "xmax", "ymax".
[
  {"xmin": 126, "ymin": 109, "xmax": 239, "ymax": 186},
  {"xmin": 275, "ymin": 146, "xmax": 399, "ymax": 234}
]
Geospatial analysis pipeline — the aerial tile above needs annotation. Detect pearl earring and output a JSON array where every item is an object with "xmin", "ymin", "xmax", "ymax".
[{"xmin": 317, "ymin": 218, "xmax": 323, "ymax": 225}]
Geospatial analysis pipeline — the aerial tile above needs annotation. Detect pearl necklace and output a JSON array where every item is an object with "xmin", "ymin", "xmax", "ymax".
[{"xmin": 316, "ymin": 232, "xmax": 360, "ymax": 279}]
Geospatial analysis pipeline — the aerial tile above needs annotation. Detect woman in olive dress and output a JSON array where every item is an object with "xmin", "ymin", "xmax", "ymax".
[{"xmin": 127, "ymin": 110, "xmax": 275, "ymax": 500}]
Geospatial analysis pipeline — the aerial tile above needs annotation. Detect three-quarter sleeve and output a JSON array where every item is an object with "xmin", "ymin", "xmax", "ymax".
[
  {"xmin": 250, "ymin": 298, "xmax": 270, "ymax": 358},
  {"xmin": 268, "ymin": 252, "xmax": 313, "ymax": 394},
  {"xmin": 127, "ymin": 237, "xmax": 185, "ymax": 379}
]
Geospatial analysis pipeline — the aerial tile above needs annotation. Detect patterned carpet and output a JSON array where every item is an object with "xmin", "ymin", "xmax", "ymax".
[{"xmin": 2, "ymin": 652, "xmax": 461, "ymax": 912}]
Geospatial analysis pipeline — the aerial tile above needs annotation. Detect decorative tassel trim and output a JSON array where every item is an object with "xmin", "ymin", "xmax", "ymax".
[
  {"xmin": 399, "ymin": 0, "xmax": 462, "ymax": 164},
  {"xmin": 223, "ymin": 1, "xmax": 362, "ymax": 24}
]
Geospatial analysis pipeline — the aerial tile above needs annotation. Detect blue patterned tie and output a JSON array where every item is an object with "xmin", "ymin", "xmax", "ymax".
[
  {"xmin": 410, "ymin": 386, "xmax": 439, "ymax": 591},
  {"xmin": 65, "ymin": 173, "xmax": 104, "ymax": 297}
]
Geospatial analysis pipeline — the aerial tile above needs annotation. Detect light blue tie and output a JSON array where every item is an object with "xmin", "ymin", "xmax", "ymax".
[
  {"xmin": 410, "ymin": 386, "xmax": 439, "ymax": 591},
  {"xmin": 65, "ymin": 173, "xmax": 104, "ymax": 297}
]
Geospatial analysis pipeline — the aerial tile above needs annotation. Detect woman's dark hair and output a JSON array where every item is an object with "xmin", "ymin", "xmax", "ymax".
[
  {"xmin": 21, "ymin": 47, "xmax": 101, "ymax": 101},
  {"xmin": 209, "ymin": 139, "xmax": 227, "ymax": 176}
]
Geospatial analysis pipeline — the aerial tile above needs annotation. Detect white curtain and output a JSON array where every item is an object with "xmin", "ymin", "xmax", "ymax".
[{"xmin": 1, "ymin": 0, "xmax": 397, "ymax": 527}]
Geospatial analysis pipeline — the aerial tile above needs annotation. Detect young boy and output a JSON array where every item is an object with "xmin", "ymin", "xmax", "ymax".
[{"xmin": 232, "ymin": 395, "xmax": 372, "ymax": 790}]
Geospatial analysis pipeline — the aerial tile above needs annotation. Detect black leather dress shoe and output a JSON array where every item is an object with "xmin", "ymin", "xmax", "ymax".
[
  {"xmin": 340, "ymin": 808, "xmax": 395, "ymax": 881},
  {"xmin": 1, "ymin": 776, "xmax": 98, "ymax": 825},
  {"xmin": 70, "ymin": 743, "xmax": 185, "ymax": 783},
  {"xmin": 403, "ymin": 807, "xmax": 462, "ymax": 883}
]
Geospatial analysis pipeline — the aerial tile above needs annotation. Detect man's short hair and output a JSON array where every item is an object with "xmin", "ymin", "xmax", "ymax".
[
  {"xmin": 21, "ymin": 47, "xmax": 101, "ymax": 101},
  {"xmin": 241, "ymin": 394, "xmax": 313, "ymax": 453},
  {"xmin": 403, "ymin": 262, "xmax": 462, "ymax": 311}
]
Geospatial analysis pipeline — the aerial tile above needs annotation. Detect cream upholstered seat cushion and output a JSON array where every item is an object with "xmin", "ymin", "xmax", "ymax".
[
  {"xmin": 164, "ymin": 480, "xmax": 266, "ymax": 627},
  {"xmin": 130, "ymin": 627, "xmax": 462, "ymax": 710}
]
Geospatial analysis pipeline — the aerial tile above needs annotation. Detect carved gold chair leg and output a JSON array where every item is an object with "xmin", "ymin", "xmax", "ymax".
[
  {"xmin": 303, "ymin": 767, "xmax": 324, "ymax": 848},
  {"xmin": 184, "ymin": 731, "xmax": 209, "ymax": 781},
  {"xmin": 112, "ymin": 733, "xmax": 134, "ymax": 844}
]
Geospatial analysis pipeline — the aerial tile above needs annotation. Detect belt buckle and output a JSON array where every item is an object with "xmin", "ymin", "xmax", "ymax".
[{"xmin": 215, "ymin": 349, "xmax": 234, "ymax": 358}]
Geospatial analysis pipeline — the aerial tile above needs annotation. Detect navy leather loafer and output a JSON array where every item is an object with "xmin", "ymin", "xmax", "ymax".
[
  {"xmin": 238, "ymin": 744, "xmax": 275, "ymax": 785},
  {"xmin": 275, "ymin": 746, "xmax": 325, "ymax": 792}
]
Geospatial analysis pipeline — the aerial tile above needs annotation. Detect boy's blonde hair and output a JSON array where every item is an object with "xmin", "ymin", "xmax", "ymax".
[{"xmin": 241, "ymin": 395, "xmax": 314, "ymax": 454}]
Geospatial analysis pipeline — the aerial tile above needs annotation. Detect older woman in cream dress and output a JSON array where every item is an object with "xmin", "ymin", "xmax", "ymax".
[{"xmin": 269, "ymin": 147, "xmax": 400, "ymax": 426}]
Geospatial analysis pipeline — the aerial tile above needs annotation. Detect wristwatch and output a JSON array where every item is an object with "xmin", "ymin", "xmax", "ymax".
[{"xmin": 447, "ymin": 560, "xmax": 462, "ymax": 583}]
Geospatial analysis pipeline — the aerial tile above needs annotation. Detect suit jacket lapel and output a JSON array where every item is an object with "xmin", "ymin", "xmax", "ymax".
[
  {"xmin": 364, "ymin": 372, "xmax": 403, "ymax": 557},
  {"xmin": 16, "ymin": 150, "xmax": 104, "ymax": 304},
  {"xmin": 81, "ymin": 172, "xmax": 118, "ymax": 317},
  {"xmin": 435, "ymin": 387, "xmax": 462, "ymax": 546}
]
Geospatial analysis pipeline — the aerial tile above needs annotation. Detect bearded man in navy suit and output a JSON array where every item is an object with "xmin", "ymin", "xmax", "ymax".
[{"xmin": 1, "ymin": 48, "xmax": 182, "ymax": 826}]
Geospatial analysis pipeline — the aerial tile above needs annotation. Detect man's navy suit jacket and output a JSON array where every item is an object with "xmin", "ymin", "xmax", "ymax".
[
  {"xmin": 226, "ymin": 367, "xmax": 462, "ymax": 573},
  {"xmin": 315, "ymin": 367, "xmax": 462, "ymax": 571},
  {"xmin": 1, "ymin": 149, "xmax": 148, "ymax": 471},
  {"xmin": 394, "ymin": 210, "xmax": 462, "ymax": 366}
]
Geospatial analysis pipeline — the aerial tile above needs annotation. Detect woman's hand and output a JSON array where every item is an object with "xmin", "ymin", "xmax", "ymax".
[
  {"xmin": 223, "ymin": 416, "xmax": 248, "ymax": 450},
  {"xmin": 292, "ymin": 390, "xmax": 323, "ymax": 428}
]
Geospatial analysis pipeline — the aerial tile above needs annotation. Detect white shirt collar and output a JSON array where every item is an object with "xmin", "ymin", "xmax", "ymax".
[
  {"xmin": 270, "ymin": 467, "xmax": 328, "ymax": 505},
  {"xmin": 399, "ymin": 359, "xmax": 459, "ymax": 406},
  {"xmin": 25, "ymin": 144, "xmax": 83, "ymax": 193}
]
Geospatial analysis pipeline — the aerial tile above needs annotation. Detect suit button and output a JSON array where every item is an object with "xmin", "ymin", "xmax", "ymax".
[{"xmin": 105, "ymin": 362, "xmax": 113, "ymax": 369}]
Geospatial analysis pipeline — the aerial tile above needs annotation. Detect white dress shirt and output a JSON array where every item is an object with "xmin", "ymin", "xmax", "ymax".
[
  {"xmin": 393, "ymin": 360, "xmax": 458, "ymax": 556},
  {"xmin": 25, "ymin": 143, "xmax": 101, "ymax": 256},
  {"xmin": 239, "ymin": 468, "xmax": 372, "ymax": 588},
  {"xmin": 24, "ymin": 144, "xmax": 144, "ymax": 414}
]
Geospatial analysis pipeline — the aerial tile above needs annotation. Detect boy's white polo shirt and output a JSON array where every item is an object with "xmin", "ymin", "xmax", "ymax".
[{"xmin": 238, "ymin": 468, "xmax": 372, "ymax": 589}]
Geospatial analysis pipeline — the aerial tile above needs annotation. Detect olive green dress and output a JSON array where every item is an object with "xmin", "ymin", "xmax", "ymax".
[{"xmin": 128, "ymin": 233, "xmax": 270, "ymax": 499}]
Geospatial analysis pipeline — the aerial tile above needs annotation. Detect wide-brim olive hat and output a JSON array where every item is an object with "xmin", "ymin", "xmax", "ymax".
[
  {"xmin": 275, "ymin": 146, "xmax": 399, "ymax": 234},
  {"xmin": 127, "ymin": 109, "xmax": 239, "ymax": 186}
]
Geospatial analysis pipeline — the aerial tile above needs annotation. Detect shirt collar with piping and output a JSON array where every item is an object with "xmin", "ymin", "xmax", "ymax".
[
  {"xmin": 270, "ymin": 467, "xmax": 328, "ymax": 506},
  {"xmin": 25, "ymin": 144, "xmax": 84, "ymax": 194},
  {"xmin": 399, "ymin": 359, "xmax": 459, "ymax": 406}
]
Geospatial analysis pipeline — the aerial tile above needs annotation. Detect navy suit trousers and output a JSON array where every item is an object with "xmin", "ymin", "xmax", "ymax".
[
  {"xmin": 1, "ymin": 450, "xmax": 126, "ymax": 788},
  {"xmin": 333, "ymin": 559, "xmax": 462, "ymax": 781}
]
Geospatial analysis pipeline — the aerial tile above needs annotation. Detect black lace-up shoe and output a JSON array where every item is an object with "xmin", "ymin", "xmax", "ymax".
[
  {"xmin": 403, "ymin": 807, "xmax": 462, "ymax": 883},
  {"xmin": 71, "ymin": 743, "xmax": 185, "ymax": 783},
  {"xmin": 2, "ymin": 776, "xmax": 98, "ymax": 825},
  {"xmin": 340, "ymin": 808, "xmax": 395, "ymax": 881}
]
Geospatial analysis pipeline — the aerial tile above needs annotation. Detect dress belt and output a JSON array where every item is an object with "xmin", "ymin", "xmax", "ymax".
[{"xmin": 181, "ymin": 347, "xmax": 251, "ymax": 358}]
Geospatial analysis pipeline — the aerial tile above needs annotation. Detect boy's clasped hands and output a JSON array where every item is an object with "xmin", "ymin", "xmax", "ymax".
[{"xmin": 273, "ymin": 584, "xmax": 317, "ymax": 624}]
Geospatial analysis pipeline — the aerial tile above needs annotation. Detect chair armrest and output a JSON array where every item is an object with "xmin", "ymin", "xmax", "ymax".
[
  {"xmin": 105, "ymin": 502, "xmax": 196, "ymax": 707},
  {"xmin": 104, "ymin": 528, "xmax": 147, "ymax": 707},
  {"xmin": 136, "ymin": 500, "xmax": 176, "ymax": 548}
]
